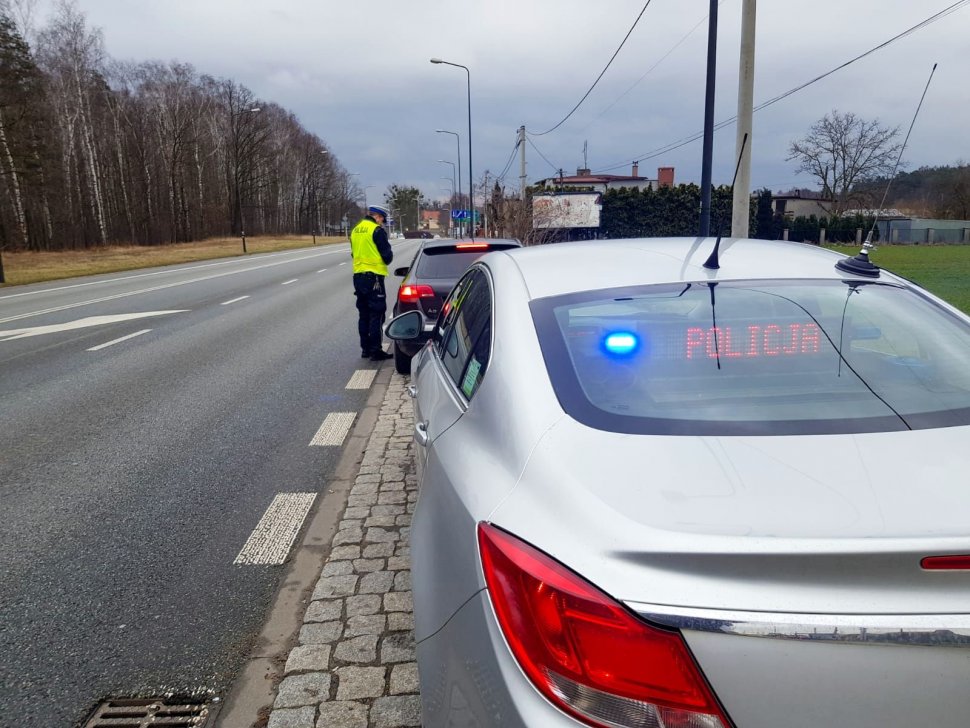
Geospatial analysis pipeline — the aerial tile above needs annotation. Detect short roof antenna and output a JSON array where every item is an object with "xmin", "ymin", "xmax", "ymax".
[
  {"xmin": 704, "ymin": 133, "xmax": 748, "ymax": 270},
  {"xmin": 837, "ymin": 63, "xmax": 938, "ymax": 277}
]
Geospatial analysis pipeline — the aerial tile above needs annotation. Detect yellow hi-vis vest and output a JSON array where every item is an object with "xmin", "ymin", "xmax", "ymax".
[{"xmin": 350, "ymin": 219, "xmax": 388, "ymax": 276}]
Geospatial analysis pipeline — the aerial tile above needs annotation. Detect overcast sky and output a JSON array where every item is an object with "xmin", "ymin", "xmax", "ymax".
[{"xmin": 36, "ymin": 0, "xmax": 970, "ymax": 204}]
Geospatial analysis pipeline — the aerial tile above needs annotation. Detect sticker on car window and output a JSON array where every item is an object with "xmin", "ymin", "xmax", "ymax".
[{"xmin": 462, "ymin": 357, "xmax": 482, "ymax": 398}]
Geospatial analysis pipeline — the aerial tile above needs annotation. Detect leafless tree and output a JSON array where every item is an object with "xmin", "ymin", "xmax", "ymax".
[
  {"xmin": 0, "ymin": 2, "xmax": 356, "ymax": 254},
  {"xmin": 787, "ymin": 110, "xmax": 902, "ymax": 216}
]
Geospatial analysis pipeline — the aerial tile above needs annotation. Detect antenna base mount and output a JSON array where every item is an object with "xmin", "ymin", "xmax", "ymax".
[{"xmin": 835, "ymin": 250, "xmax": 880, "ymax": 278}]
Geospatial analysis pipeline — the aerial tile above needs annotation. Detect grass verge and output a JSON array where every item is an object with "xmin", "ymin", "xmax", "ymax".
[
  {"xmin": 1, "ymin": 235, "xmax": 346, "ymax": 287},
  {"xmin": 827, "ymin": 244, "xmax": 970, "ymax": 314}
]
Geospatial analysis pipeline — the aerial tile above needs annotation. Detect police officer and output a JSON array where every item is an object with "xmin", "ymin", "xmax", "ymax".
[{"xmin": 351, "ymin": 204, "xmax": 394, "ymax": 360}]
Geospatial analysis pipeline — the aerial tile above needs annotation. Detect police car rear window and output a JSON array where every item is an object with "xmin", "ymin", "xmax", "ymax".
[{"xmin": 531, "ymin": 280, "xmax": 970, "ymax": 435}]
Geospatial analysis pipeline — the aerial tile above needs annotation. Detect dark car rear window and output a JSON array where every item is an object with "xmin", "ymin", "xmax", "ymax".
[
  {"xmin": 531, "ymin": 279, "xmax": 970, "ymax": 436},
  {"xmin": 415, "ymin": 244, "xmax": 517, "ymax": 279}
]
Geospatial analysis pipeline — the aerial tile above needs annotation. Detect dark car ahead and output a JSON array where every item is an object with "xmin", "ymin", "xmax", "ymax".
[{"xmin": 391, "ymin": 237, "xmax": 521, "ymax": 374}]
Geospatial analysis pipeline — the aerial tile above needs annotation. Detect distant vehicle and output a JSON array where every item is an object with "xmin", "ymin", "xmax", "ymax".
[
  {"xmin": 403, "ymin": 230, "xmax": 434, "ymax": 239},
  {"xmin": 390, "ymin": 238, "xmax": 521, "ymax": 374},
  {"xmin": 386, "ymin": 236, "xmax": 970, "ymax": 728}
]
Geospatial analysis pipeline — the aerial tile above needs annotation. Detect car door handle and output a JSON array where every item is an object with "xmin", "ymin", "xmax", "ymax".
[
  {"xmin": 414, "ymin": 420, "xmax": 429, "ymax": 447},
  {"xmin": 406, "ymin": 385, "xmax": 417, "ymax": 399}
]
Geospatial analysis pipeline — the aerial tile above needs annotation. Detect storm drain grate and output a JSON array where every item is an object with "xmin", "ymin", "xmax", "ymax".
[{"xmin": 84, "ymin": 698, "xmax": 215, "ymax": 727}]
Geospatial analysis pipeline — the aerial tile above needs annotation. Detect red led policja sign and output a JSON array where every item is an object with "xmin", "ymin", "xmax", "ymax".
[{"xmin": 686, "ymin": 323, "xmax": 821, "ymax": 360}]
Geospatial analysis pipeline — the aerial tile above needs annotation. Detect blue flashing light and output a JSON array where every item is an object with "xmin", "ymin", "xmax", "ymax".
[{"xmin": 602, "ymin": 331, "xmax": 639, "ymax": 357}]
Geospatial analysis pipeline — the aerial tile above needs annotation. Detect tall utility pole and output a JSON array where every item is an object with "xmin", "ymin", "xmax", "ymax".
[
  {"xmin": 518, "ymin": 126, "xmax": 527, "ymax": 200},
  {"xmin": 699, "ymin": 0, "xmax": 719, "ymax": 237},
  {"xmin": 731, "ymin": 0, "xmax": 757, "ymax": 238}
]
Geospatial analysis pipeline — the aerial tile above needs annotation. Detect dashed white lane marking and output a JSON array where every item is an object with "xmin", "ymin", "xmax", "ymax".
[
  {"xmin": 233, "ymin": 492, "xmax": 317, "ymax": 565},
  {"xmin": 317, "ymin": 269, "xmax": 328, "ymax": 273},
  {"xmin": 338, "ymin": 262, "xmax": 347, "ymax": 266},
  {"xmin": 221, "ymin": 296, "xmax": 250, "ymax": 305},
  {"xmin": 87, "ymin": 329, "xmax": 152, "ymax": 351},
  {"xmin": 309, "ymin": 412, "xmax": 356, "ymax": 446},
  {"xmin": 346, "ymin": 369, "xmax": 377, "ymax": 390},
  {"xmin": 282, "ymin": 279, "xmax": 298, "ymax": 285}
]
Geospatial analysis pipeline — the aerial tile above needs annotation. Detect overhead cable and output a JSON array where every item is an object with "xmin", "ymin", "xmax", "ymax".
[
  {"xmin": 593, "ymin": 0, "xmax": 970, "ymax": 172},
  {"xmin": 526, "ymin": 136, "xmax": 561, "ymax": 174},
  {"xmin": 495, "ymin": 138, "xmax": 522, "ymax": 182},
  {"xmin": 582, "ymin": 1, "xmax": 728, "ymax": 132},
  {"xmin": 531, "ymin": 0, "xmax": 655, "ymax": 136}
]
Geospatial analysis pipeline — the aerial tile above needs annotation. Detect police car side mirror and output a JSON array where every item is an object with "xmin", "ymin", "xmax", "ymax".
[{"xmin": 385, "ymin": 311, "xmax": 423, "ymax": 340}]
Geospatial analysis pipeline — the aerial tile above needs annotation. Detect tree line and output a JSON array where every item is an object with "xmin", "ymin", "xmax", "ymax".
[{"xmin": 0, "ymin": 1, "xmax": 361, "ymax": 253}]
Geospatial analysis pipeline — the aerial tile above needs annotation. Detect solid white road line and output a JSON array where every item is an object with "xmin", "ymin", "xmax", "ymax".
[
  {"xmin": 87, "ymin": 329, "xmax": 152, "ymax": 351},
  {"xmin": 221, "ymin": 296, "xmax": 250, "ymax": 305},
  {"xmin": 345, "ymin": 369, "xmax": 377, "ymax": 390},
  {"xmin": 282, "ymin": 279, "xmax": 298, "ymax": 285},
  {"xmin": 0, "ymin": 311, "xmax": 185, "ymax": 342},
  {"xmin": 233, "ymin": 492, "xmax": 317, "ymax": 566},
  {"xmin": 309, "ymin": 412, "xmax": 356, "ymax": 447},
  {"xmin": 0, "ymin": 251, "xmax": 347, "ymax": 326},
  {"xmin": 0, "ymin": 246, "xmax": 352, "ymax": 302}
]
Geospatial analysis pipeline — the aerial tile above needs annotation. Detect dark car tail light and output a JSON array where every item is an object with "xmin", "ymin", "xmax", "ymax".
[
  {"xmin": 478, "ymin": 523, "xmax": 731, "ymax": 728},
  {"xmin": 921, "ymin": 555, "xmax": 970, "ymax": 570},
  {"xmin": 398, "ymin": 284, "xmax": 435, "ymax": 304}
]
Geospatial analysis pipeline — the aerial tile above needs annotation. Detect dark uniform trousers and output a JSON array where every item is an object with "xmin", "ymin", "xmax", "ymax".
[{"xmin": 353, "ymin": 271, "xmax": 387, "ymax": 354}]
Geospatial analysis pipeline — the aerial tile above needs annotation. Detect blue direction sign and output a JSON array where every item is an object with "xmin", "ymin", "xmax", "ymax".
[{"xmin": 451, "ymin": 209, "xmax": 469, "ymax": 220}]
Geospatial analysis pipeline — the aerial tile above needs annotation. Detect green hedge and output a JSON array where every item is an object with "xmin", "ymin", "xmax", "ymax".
[
  {"xmin": 596, "ymin": 185, "xmax": 874, "ymax": 243},
  {"xmin": 600, "ymin": 184, "xmax": 752, "ymax": 238}
]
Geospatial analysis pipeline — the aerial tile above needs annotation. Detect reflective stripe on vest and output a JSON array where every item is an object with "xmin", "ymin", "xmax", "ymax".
[{"xmin": 350, "ymin": 219, "xmax": 388, "ymax": 276}]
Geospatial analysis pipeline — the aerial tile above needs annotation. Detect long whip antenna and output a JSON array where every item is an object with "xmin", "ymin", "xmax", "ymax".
[
  {"xmin": 837, "ymin": 63, "xmax": 937, "ymax": 276},
  {"xmin": 866, "ymin": 62, "xmax": 938, "ymax": 245},
  {"xmin": 703, "ymin": 132, "xmax": 748, "ymax": 270}
]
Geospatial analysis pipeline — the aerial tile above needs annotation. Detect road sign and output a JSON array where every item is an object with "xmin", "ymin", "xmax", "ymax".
[{"xmin": 451, "ymin": 209, "xmax": 469, "ymax": 220}]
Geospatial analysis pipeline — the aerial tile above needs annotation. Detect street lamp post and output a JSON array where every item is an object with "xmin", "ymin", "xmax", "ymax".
[
  {"xmin": 437, "ymin": 159, "xmax": 457, "ymax": 233},
  {"xmin": 440, "ymin": 176, "xmax": 455, "ymax": 235},
  {"xmin": 430, "ymin": 59, "xmax": 472, "ymax": 236},
  {"xmin": 435, "ymin": 130, "xmax": 462, "ymax": 235},
  {"xmin": 312, "ymin": 149, "xmax": 329, "ymax": 245},
  {"xmin": 439, "ymin": 187, "xmax": 454, "ymax": 235},
  {"xmin": 232, "ymin": 106, "xmax": 261, "ymax": 253}
]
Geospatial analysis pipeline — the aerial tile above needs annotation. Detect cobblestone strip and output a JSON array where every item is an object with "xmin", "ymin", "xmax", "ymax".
[{"xmin": 268, "ymin": 374, "xmax": 420, "ymax": 728}]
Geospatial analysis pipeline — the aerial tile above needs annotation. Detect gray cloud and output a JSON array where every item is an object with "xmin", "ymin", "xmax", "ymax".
[{"xmin": 44, "ymin": 0, "xmax": 970, "ymax": 202}]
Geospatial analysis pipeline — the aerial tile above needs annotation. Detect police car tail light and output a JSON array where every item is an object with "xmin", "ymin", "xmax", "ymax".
[
  {"xmin": 921, "ymin": 555, "xmax": 970, "ymax": 570},
  {"xmin": 398, "ymin": 284, "xmax": 435, "ymax": 304},
  {"xmin": 479, "ymin": 523, "xmax": 731, "ymax": 728}
]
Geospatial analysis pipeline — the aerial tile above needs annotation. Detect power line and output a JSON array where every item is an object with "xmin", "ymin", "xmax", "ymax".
[
  {"xmin": 594, "ymin": 0, "xmax": 970, "ymax": 173},
  {"xmin": 526, "ymin": 136, "xmax": 561, "ymax": 174},
  {"xmin": 582, "ymin": 1, "xmax": 728, "ymax": 132},
  {"xmin": 531, "ymin": 0, "xmax": 655, "ymax": 136},
  {"xmin": 495, "ymin": 139, "xmax": 521, "ymax": 182}
]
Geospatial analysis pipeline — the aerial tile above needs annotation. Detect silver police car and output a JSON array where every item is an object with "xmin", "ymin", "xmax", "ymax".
[{"xmin": 386, "ymin": 237, "xmax": 970, "ymax": 728}]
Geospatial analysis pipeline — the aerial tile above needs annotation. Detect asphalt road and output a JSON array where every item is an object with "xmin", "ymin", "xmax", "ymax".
[{"xmin": 0, "ymin": 241, "xmax": 420, "ymax": 727}]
